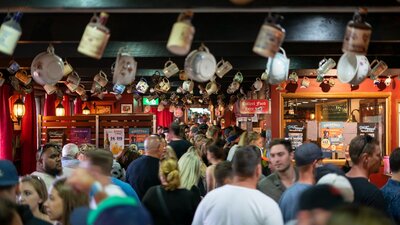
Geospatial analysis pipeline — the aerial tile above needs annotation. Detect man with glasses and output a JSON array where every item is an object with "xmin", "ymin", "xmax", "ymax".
[
  {"xmin": 32, "ymin": 143, "xmax": 63, "ymax": 190},
  {"xmin": 346, "ymin": 135, "xmax": 387, "ymax": 213}
]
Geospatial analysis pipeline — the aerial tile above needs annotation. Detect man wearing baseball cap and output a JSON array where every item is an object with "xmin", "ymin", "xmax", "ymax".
[
  {"xmin": 0, "ymin": 160, "xmax": 51, "ymax": 225},
  {"xmin": 279, "ymin": 143, "xmax": 323, "ymax": 223}
]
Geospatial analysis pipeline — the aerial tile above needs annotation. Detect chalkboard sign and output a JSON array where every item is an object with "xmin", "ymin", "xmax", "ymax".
[
  {"xmin": 321, "ymin": 101, "xmax": 348, "ymax": 121},
  {"xmin": 285, "ymin": 122, "xmax": 306, "ymax": 150},
  {"xmin": 357, "ymin": 123, "xmax": 378, "ymax": 137}
]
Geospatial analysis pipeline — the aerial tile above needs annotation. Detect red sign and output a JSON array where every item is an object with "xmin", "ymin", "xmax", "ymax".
[{"xmin": 239, "ymin": 99, "xmax": 270, "ymax": 114}]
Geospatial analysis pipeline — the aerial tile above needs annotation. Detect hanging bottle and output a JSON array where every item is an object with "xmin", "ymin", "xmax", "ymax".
[
  {"xmin": 0, "ymin": 12, "xmax": 23, "ymax": 55},
  {"xmin": 342, "ymin": 8, "xmax": 372, "ymax": 55},
  {"xmin": 78, "ymin": 12, "xmax": 110, "ymax": 59},
  {"xmin": 253, "ymin": 14, "xmax": 285, "ymax": 58},
  {"xmin": 167, "ymin": 11, "xmax": 195, "ymax": 56}
]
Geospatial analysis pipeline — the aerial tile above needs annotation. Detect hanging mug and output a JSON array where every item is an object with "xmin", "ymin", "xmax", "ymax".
[
  {"xmin": 261, "ymin": 71, "xmax": 269, "ymax": 81},
  {"xmin": 0, "ymin": 72, "xmax": 4, "ymax": 86},
  {"xmin": 75, "ymin": 84, "xmax": 86, "ymax": 96},
  {"xmin": 136, "ymin": 78, "xmax": 149, "ymax": 94},
  {"xmin": 179, "ymin": 70, "xmax": 188, "ymax": 81},
  {"xmin": 7, "ymin": 60, "xmax": 20, "ymax": 74},
  {"xmin": 91, "ymin": 82, "xmax": 102, "ymax": 93},
  {"xmin": 288, "ymin": 72, "xmax": 298, "ymax": 83},
  {"xmin": 300, "ymin": 77, "xmax": 310, "ymax": 88},
  {"xmin": 15, "ymin": 70, "xmax": 32, "ymax": 86},
  {"xmin": 63, "ymin": 60, "xmax": 74, "ymax": 76},
  {"xmin": 43, "ymin": 84, "xmax": 58, "ymax": 95},
  {"xmin": 233, "ymin": 72, "xmax": 244, "ymax": 83},
  {"xmin": 253, "ymin": 78, "xmax": 263, "ymax": 91},
  {"xmin": 328, "ymin": 77, "xmax": 335, "ymax": 87},
  {"xmin": 215, "ymin": 59, "xmax": 233, "ymax": 78},
  {"xmin": 94, "ymin": 70, "xmax": 108, "ymax": 87},
  {"xmin": 163, "ymin": 60, "xmax": 179, "ymax": 78},
  {"xmin": 182, "ymin": 79, "xmax": 194, "ymax": 93},
  {"xmin": 369, "ymin": 59, "xmax": 388, "ymax": 79},
  {"xmin": 227, "ymin": 81, "xmax": 240, "ymax": 94},
  {"xmin": 113, "ymin": 83, "xmax": 126, "ymax": 95},
  {"xmin": 385, "ymin": 76, "xmax": 392, "ymax": 86},
  {"xmin": 66, "ymin": 72, "xmax": 81, "ymax": 92},
  {"xmin": 157, "ymin": 78, "xmax": 170, "ymax": 93},
  {"xmin": 317, "ymin": 58, "xmax": 336, "ymax": 76},
  {"xmin": 166, "ymin": 11, "xmax": 195, "ymax": 56},
  {"xmin": 205, "ymin": 80, "xmax": 218, "ymax": 95}
]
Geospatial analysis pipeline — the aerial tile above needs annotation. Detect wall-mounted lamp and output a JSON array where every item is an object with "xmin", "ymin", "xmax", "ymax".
[
  {"xmin": 82, "ymin": 105, "xmax": 90, "ymax": 115},
  {"xmin": 310, "ymin": 113, "xmax": 315, "ymax": 120},
  {"xmin": 55, "ymin": 101, "xmax": 65, "ymax": 116},
  {"xmin": 13, "ymin": 97, "xmax": 25, "ymax": 123}
]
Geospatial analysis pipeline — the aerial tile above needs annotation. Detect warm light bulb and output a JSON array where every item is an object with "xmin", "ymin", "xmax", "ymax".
[{"xmin": 56, "ymin": 102, "xmax": 65, "ymax": 116}]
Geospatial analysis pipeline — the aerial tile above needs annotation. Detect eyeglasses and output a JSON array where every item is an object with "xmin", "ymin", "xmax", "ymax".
[{"xmin": 38, "ymin": 143, "xmax": 61, "ymax": 158}]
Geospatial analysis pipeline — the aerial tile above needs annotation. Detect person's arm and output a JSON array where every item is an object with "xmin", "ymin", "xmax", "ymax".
[{"xmin": 205, "ymin": 166, "xmax": 215, "ymax": 193}]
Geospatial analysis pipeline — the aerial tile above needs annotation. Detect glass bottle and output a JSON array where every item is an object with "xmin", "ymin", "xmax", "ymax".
[
  {"xmin": 78, "ymin": 12, "xmax": 110, "ymax": 59},
  {"xmin": 0, "ymin": 12, "xmax": 23, "ymax": 55},
  {"xmin": 104, "ymin": 131, "xmax": 110, "ymax": 149},
  {"xmin": 167, "ymin": 11, "xmax": 195, "ymax": 56},
  {"xmin": 253, "ymin": 14, "xmax": 285, "ymax": 58},
  {"xmin": 342, "ymin": 8, "xmax": 372, "ymax": 55}
]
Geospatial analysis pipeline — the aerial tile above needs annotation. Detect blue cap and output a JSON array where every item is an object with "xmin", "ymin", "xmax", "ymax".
[
  {"xmin": 295, "ymin": 143, "xmax": 323, "ymax": 166},
  {"xmin": 0, "ymin": 160, "xmax": 19, "ymax": 186},
  {"xmin": 70, "ymin": 196, "xmax": 152, "ymax": 225}
]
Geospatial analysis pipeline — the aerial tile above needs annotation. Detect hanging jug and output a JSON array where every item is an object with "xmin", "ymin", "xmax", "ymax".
[
  {"xmin": 166, "ymin": 11, "xmax": 195, "ymax": 56},
  {"xmin": 253, "ymin": 14, "xmax": 285, "ymax": 58},
  {"xmin": 342, "ymin": 8, "xmax": 372, "ymax": 55}
]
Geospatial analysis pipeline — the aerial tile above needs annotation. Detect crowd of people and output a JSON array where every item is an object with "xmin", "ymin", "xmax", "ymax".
[{"xmin": 0, "ymin": 121, "xmax": 399, "ymax": 225}]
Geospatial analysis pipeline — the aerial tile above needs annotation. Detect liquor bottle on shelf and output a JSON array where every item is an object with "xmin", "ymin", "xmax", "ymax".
[
  {"xmin": 78, "ymin": 12, "xmax": 110, "ymax": 59},
  {"xmin": 0, "ymin": 12, "xmax": 23, "ymax": 55},
  {"xmin": 104, "ymin": 131, "xmax": 110, "ymax": 150}
]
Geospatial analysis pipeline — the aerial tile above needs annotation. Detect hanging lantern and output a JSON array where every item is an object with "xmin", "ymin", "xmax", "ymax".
[
  {"xmin": 13, "ymin": 97, "xmax": 25, "ymax": 123},
  {"xmin": 82, "ymin": 105, "xmax": 90, "ymax": 115},
  {"xmin": 55, "ymin": 101, "xmax": 65, "ymax": 116}
]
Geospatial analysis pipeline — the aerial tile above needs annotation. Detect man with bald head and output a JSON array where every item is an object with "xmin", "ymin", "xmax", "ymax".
[{"xmin": 125, "ymin": 135, "xmax": 165, "ymax": 199}]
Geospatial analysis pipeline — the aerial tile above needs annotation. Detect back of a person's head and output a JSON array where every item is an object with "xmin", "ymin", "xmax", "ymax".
[
  {"xmin": 207, "ymin": 145, "xmax": 225, "ymax": 160},
  {"xmin": 160, "ymin": 158, "xmax": 180, "ymax": 191},
  {"xmin": 232, "ymin": 146, "xmax": 261, "ymax": 177},
  {"xmin": 169, "ymin": 122, "xmax": 181, "ymax": 136},
  {"xmin": 85, "ymin": 149, "xmax": 113, "ymax": 175},
  {"xmin": 349, "ymin": 135, "xmax": 379, "ymax": 164},
  {"xmin": 317, "ymin": 173, "xmax": 354, "ymax": 203},
  {"xmin": 327, "ymin": 205, "xmax": 394, "ymax": 225},
  {"xmin": 206, "ymin": 125, "xmax": 221, "ymax": 139},
  {"xmin": 78, "ymin": 143, "xmax": 96, "ymax": 156},
  {"xmin": 178, "ymin": 147, "xmax": 201, "ymax": 190},
  {"xmin": 0, "ymin": 197, "xmax": 19, "ymax": 225},
  {"xmin": 269, "ymin": 138, "xmax": 293, "ymax": 153},
  {"xmin": 215, "ymin": 161, "xmax": 233, "ymax": 188},
  {"xmin": 62, "ymin": 143, "xmax": 79, "ymax": 158},
  {"xmin": 144, "ymin": 135, "xmax": 161, "ymax": 152},
  {"xmin": 117, "ymin": 147, "xmax": 141, "ymax": 170},
  {"xmin": 238, "ymin": 131, "xmax": 260, "ymax": 147},
  {"xmin": 390, "ymin": 148, "xmax": 400, "ymax": 173}
]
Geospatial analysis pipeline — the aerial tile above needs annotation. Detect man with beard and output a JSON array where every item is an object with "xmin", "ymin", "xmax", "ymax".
[
  {"xmin": 346, "ymin": 135, "xmax": 387, "ymax": 213},
  {"xmin": 258, "ymin": 139, "xmax": 298, "ymax": 202},
  {"xmin": 32, "ymin": 143, "xmax": 63, "ymax": 190}
]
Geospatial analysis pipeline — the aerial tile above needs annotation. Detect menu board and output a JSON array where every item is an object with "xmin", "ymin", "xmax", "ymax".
[
  {"xmin": 47, "ymin": 129, "xmax": 65, "ymax": 147},
  {"xmin": 320, "ymin": 122, "xmax": 345, "ymax": 158},
  {"xmin": 357, "ymin": 123, "xmax": 378, "ymax": 137},
  {"xmin": 104, "ymin": 129, "xmax": 124, "ymax": 156},
  {"xmin": 129, "ymin": 128, "xmax": 150, "ymax": 150},
  {"xmin": 70, "ymin": 128, "xmax": 91, "ymax": 145},
  {"xmin": 321, "ymin": 101, "xmax": 348, "ymax": 121},
  {"xmin": 285, "ymin": 122, "xmax": 306, "ymax": 150}
]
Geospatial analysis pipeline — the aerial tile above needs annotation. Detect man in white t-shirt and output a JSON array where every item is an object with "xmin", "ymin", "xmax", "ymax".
[{"xmin": 192, "ymin": 146, "xmax": 284, "ymax": 225}]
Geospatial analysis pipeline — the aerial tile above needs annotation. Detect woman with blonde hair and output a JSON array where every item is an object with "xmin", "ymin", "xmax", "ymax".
[
  {"xmin": 226, "ymin": 131, "xmax": 263, "ymax": 161},
  {"xmin": 18, "ymin": 175, "xmax": 51, "ymax": 223},
  {"xmin": 143, "ymin": 157, "xmax": 201, "ymax": 225},
  {"xmin": 178, "ymin": 147, "xmax": 207, "ymax": 196},
  {"xmin": 44, "ymin": 178, "xmax": 88, "ymax": 225}
]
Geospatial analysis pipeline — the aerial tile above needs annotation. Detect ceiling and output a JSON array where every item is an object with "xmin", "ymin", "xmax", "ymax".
[{"xmin": 1, "ymin": 0, "xmax": 400, "ymax": 96}]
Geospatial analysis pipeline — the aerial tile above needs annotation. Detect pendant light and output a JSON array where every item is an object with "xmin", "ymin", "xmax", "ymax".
[
  {"xmin": 56, "ymin": 101, "xmax": 65, "ymax": 116},
  {"xmin": 82, "ymin": 104, "xmax": 90, "ymax": 115},
  {"xmin": 13, "ymin": 96, "xmax": 25, "ymax": 123}
]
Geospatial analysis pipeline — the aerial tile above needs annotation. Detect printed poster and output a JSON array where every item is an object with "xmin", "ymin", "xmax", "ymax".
[
  {"xmin": 47, "ymin": 129, "xmax": 65, "ymax": 147},
  {"xmin": 129, "ymin": 128, "xmax": 150, "ymax": 150},
  {"xmin": 357, "ymin": 123, "xmax": 378, "ymax": 137},
  {"xmin": 70, "ymin": 128, "xmax": 91, "ymax": 146},
  {"xmin": 285, "ymin": 122, "xmax": 306, "ymax": 150},
  {"xmin": 104, "ymin": 129, "xmax": 124, "ymax": 156},
  {"xmin": 320, "ymin": 122, "xmax": 345, "ymax": 158}
]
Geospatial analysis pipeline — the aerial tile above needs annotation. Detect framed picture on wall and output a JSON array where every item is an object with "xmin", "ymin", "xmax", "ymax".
[{"xmin": 121, "ymin": 104, "xmax": 133, "ymax": 113}]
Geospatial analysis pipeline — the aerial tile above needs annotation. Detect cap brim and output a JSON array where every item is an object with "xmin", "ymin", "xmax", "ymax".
[{"xmin": 70, "ymin": 207, "xmax": 90, "ymax": 225}]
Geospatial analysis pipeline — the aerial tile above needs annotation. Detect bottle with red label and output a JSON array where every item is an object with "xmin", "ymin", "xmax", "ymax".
[
  {"xmin": 342, "ymin": 8, "xmax": 372, "ymax": 55},
  {"xmin": 0, "ymin": 12, "xmax": 23, "ymax": 55},
  {"xmin": 78, "ymin": 12, "xmax": 110, "ymax": 59}
]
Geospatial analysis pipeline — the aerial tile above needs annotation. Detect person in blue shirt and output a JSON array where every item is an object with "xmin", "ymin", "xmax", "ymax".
[{"xmin": 381, "ymin": 148, "xmax": 400, "ymax": 225}]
